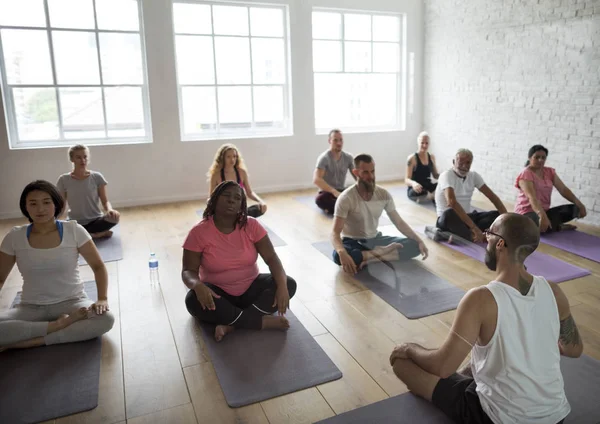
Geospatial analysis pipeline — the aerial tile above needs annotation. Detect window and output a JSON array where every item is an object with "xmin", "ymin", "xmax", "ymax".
[
  {"xmin": 312, "ymin": 10, "xmax": 403, "ymax": 133},
  {"xmin": 0, "ymin": 0, "xmax": 150, "ymax": 148},
  {"xmin": 173, "ymin": 1, "xmax": 292, "ymax": 140}
]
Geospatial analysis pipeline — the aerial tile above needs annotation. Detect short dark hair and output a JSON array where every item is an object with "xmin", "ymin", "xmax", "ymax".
[
  {"xmin": 328, "ymin": 129, "xmax": 341, "ymax": 139},
  {"xmin": 354, "ymin": 153, "xmax": 373, "ymax": 168},
  {"xmin": 203, "ymin": 181, "xmax": 248, "ymax": 228},
  {"xmin": 19, "ymin": 180, "xmax": 65, "ymax": 223},
  {"xmin": 525, "ymin": 145, "xmax": 549, "ymax": 166}
]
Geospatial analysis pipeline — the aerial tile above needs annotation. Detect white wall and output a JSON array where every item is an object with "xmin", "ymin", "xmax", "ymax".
[
  {"xmin": 0, "ymin": 0, "xmax": 425, "ymax": 218},
  {"xmin": 423, "ymin": 0, "xmax": 600, "ymax": 225}
]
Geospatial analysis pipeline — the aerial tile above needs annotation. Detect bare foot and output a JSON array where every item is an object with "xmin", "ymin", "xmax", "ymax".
[
  {"xmin": 49, "ymin": 308, "xmax": 89, "ymax": 333},
  {"xmin": 261, "ymin": 315, "xmax": 290, "ymax": 331},
  {"xmin": 559, "ymin": 224, "xmax": 577, "ymax": 231},
  {"xmin": 91, "ymin": 230, "xmax": 113, "ymax": 239},
  {"xmin": 214, "ymin": 325, "xmax": 235, "ymax": 342}
]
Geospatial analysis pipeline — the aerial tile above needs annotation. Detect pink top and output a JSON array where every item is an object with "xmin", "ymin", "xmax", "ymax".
[
  {"xmin": 183, "ymin": 216, "xmax": 267, "ymax": 296},
  {"xmin": 514, "ymin": 166, "xmax": 556, "ymax": 214}
]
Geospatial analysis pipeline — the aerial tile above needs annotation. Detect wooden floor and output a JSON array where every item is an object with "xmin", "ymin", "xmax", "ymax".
[{"xmin": 1, "ymin": 182, "xmax": 599, "ymax": 424}]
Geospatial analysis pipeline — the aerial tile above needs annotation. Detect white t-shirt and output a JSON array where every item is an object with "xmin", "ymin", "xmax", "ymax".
[
  {"xmin": 472, "ymin": 276, "xmax": 570, "ymax": 424},
  {"xmin": 435, "ymin": 170, "xmax": 485, "ymax": 217},
  {"xmin": 334, "ymin": 185, "xmax": 396, "ymax": 239},
  {"xmin": 0, "ymin": 220, "xmax": 92, "ymax": 305}
]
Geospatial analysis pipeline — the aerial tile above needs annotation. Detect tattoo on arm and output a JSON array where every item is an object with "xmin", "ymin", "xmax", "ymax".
[
  {"xmin": 407, "ymin": 159, "xmax": 412, "ymax": 166},
  {"xmin": 559, "ymin": 314, "xmax": 581, "ymax": 347},
  {"xmin": 518, "ymin": 274, "xmax": 532, "ymax": 296}
]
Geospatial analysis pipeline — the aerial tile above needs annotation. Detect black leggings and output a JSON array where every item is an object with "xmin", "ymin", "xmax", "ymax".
[
  {"xmin": 524, "ymin": 204, "xmax": 579, "ymax": 232},
  {"xmin": 185, "ymin": 274, "xmax": 297, "ymax": 330},
  {"xmin": 82, "ymin": 216, "xmax": 117, "ymax": 234},
  {"xmin": 247, "ymin": 205, "xmax": 264, "ymax": 218},
  {"xmin": 436, "ymin": 209, "xmax": 500, "ymax": 241},
  {"xmin": 407, "ymin": 182, "xmax": 437, "ymax": 201}
]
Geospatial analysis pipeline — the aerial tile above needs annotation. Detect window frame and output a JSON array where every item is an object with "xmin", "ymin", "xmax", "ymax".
[
  {"xmin": 312, "ymin": 8, "xmax": 405, "ymax": 135},
  {"xmin": 172, "ymin": 0, "xmax": 293, "ymax": 142},
  {"xmin": 0, "ymin": 0, "xmax": 152, "ymax": 150}
]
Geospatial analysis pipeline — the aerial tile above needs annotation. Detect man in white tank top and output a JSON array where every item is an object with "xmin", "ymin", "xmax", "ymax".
[{"xmin": 389, "ymin": 213, "xmax": 583, "ymax": 424}]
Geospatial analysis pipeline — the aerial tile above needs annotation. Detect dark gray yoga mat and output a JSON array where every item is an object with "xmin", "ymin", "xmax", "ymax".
[
  {"xmin": 316, "ymin": 392, "xmax": 452, "ymax": 423},
  {"xmin": 196, "ymin": 209, "xmax": 287, "ymax": 247},
  {"xmin": 316, "ymin": 354, "xmax": 600, "ymax": 424},
  {"xmin": 293, "ymin": 195, "xmax": 392, "ymax": 226},
  {"xmin": 78, "ymin": 225, "xmax": 123, "ymax": 265},
  {"xmin": 1, "ymin": 282, "xmax": 101, "ymax": 424},
  {"xmin": 312, "ymin": 241, "xmax": 465, "ymax": 319},
  {"xmin": 198, "ymin": 310, "xmax": 342, "ymax": 407}
]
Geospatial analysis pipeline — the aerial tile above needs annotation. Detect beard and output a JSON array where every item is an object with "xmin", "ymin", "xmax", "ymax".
[
  {"xmin": 484, "ymin": 245, "xmax": 497, "ymax": 271},
  {"xmin": 358, "ymin": 178, "xmax": 375, "ymax": 193},
  {"xmin": 454, "ymin": 166, "xmax": 468, "ymax": 178}
]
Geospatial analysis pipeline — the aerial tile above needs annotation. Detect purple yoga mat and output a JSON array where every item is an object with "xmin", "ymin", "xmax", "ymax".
[
  {"xmin": 540, "ymin": 231, "xmax": 600, "ymax": 263},
  {"xmin": 441, "ymin": 240, "xmax": 590, "ymax": 283}
]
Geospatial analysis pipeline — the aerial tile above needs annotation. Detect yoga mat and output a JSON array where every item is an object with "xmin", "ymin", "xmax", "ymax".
[
  {"xmin": 196, "ymin": 209, "xmax": 287, "ymax": 247},
  {"xmin": 293, "ymin": 195, "xmax": 393, "ymax": 226},
  {"xmin": 312, "ymin": 241, "xmax": 465, "ymax": 319},
  {"xmin": 198, "ymin": 310, "xmax": 342, "ymax": 407},
  {"xmin": 432, "ymin": 236, "xmax": 591, "ymax": 283},
  {"xmin": 316, "ymin": 355, "xmax": 600, "ymax": 424},
  {"xmin": 316, "ymin": 392, "xmax": 452, "ymax": 423},
  {"xmin": 540, "ymin": 230, "xmax": 600, "ymax": 263},
  {"xmin": 460, "ymin": 207, "xmax": 600, "ymax": 263},
  {"xmin": 561, "ymin": 354, "xmax": 600, "ymax": 423},
  {"xmin": 78, "ymin": 225, "xmax": 123, "ymax": 265},
  {"xmin": 1, "ymin": 282, "xmax": 102, "ymax": 424}
]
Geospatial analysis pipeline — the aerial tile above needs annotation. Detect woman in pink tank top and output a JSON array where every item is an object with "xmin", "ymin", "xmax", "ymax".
[
  {"xmin": 206, "ymin": 144, "xmax": 267, "ymax": 218},
  {"xmin": 514, "ymin": 145, "xmax": 587, "ymax": 232}
]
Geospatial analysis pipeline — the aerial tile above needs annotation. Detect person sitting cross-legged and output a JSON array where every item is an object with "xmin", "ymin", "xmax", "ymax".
[
  {"xmin": 182, "ymin": 181, "xmax": 297, "ymax": 342},
  {"xmin": 390, "ymin": 213, "xmax": 581, "ymax": 424},
  {"xmin": 331, "ymin": 154, "xmax": 428, "ymax": 274}
]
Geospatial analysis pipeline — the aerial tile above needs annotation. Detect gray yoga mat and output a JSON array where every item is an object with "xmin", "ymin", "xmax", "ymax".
[
  {"xmin": 196, "ymin": 209, "xmax": 287, "ymax": 247},
  {"xmin": 78, "ymin": 225, "xmax": 123, "ymax": 265},
  {"xmin": 293, "ymin": 195, "xmax": 392, "ymax": 226},
  {"xmin": 316, "ymin": 392, "xmax": 452, "ymax": 423},
  {"xmin": 316, "ymin": 354, "xmax": 600, "ymax": 424},
  {"xmin": 198, "ymin": 310, "xmax": 342, "ymax": 407},
  {"xmin": 1, "ymin": 282, "xmax": 101, "ymax": 424},
  {"xmin": 312, "ymin": 241, "xmax": 465, "ymax": 319}
]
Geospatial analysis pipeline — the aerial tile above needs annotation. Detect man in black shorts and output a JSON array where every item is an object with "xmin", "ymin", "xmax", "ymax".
[{"xmin": 389, "ymin": 213, "xmax": 582, "ymax": 424}]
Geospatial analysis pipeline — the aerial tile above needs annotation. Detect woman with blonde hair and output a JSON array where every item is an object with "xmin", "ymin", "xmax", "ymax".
[
  {"xmin": 57, "ymin": 145, "xmax": 120, "ymax": 239},
  {"xmin": 207, "ymin": 144, "xmax": 267, "ymax": 218}
]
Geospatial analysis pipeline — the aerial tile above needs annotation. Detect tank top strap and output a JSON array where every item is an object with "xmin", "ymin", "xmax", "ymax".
[
  {"xmin": 234, "ymin": 167, "xmax": 241, "ymax": 184},
  {"xmin": 414, "ymin": 152, "xmax": 421, "ymax": 167},
  {"xmin": 220, "ymin": 168, "xmax": 226, "ymax": 183}
]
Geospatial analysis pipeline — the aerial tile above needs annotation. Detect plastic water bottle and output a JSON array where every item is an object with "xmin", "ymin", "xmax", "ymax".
[{"xmin": 149, "ymin": 253, "xmax": 160, "ymax": 285}]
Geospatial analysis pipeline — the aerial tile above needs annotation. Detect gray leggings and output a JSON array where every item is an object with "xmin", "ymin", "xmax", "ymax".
[{"xmin": 0, "ymin": 296, "xmax": 115, "ymax": 346}]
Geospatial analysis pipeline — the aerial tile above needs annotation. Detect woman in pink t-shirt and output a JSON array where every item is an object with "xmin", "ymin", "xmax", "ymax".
[
  {"xmin": 182, "ymin": 181, "xmax": 296, "ymax": 342},
  {"xmin": 515, "ymin": 145, "xmax": 587, "ymax": 232}
]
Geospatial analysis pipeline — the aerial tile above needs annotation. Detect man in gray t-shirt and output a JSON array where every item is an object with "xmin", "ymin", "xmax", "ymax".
[{"xmin": 313, "ymin": 129, "xmax": 355, "ymax": 214}]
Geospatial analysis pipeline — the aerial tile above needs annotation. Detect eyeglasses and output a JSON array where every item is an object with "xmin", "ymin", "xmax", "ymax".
[{"xmin": 483, "ymin": 229, "xmax": 508, "ymax": 247}]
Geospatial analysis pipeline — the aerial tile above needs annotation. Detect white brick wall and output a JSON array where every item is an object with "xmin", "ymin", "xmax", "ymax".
[{"xmin": 423, "ymin": 0, "xmax": 600, "ymax": 225}]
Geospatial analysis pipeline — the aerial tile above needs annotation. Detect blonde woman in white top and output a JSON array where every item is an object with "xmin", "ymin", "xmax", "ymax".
[{"xmin": 0, "ymin": 180, "xmax": 114, "ymax": 352}]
